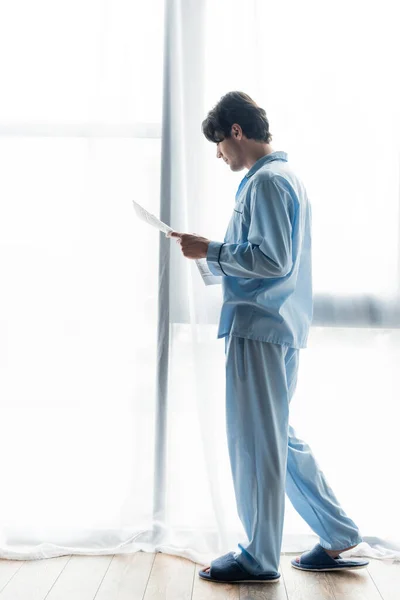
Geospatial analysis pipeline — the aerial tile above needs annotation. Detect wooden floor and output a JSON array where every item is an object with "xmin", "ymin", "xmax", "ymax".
[{"xmin": 0, "ymin": 552, "xmax": 398, "ymax": 599}]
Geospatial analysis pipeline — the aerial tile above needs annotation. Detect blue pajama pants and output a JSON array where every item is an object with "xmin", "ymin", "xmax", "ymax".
[{"xmin": 224, "ymin": 335, "xmax": 363, "ymax": 576}]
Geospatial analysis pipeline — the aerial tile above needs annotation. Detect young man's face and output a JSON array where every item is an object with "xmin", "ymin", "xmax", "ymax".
[{"xmin": 216, "ymin": 130, "xmax": 245, "ymax": 172}]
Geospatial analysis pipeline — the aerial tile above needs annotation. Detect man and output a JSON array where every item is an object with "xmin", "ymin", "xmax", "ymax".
[{"xmin": 168, "ymin": 92, "xmax": 368, "ymax": 584}]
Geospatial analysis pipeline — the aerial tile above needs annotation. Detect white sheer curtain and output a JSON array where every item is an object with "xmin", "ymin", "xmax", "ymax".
[
  {"xmin": 0, "ymin": 0, "xmax": 399, "ymax": 564},
  {"xmin": 203, "ymin": 0, "xmax": 400, "ymax": 560},
  {"xmin": 0, "ymin": 0, "xmax": 165, "ymax": 559}
]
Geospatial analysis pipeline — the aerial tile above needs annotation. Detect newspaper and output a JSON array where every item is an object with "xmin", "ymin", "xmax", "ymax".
[{"xmin": 132, "ymin": 200, "xmax": 221, "ymax": 286}]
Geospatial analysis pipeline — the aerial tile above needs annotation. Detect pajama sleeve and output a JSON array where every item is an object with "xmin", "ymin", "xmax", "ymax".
[{"xmin": 206, "ymin": 175, "xmax": 296, "ymax": 279}]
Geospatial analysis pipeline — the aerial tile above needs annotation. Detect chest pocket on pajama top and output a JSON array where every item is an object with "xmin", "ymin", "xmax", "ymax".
[{"xmin": 225, "ymin": 200, "xmax": 246, "ymax": 243}]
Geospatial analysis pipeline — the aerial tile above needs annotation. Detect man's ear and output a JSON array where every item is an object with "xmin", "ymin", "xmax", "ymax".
[{"xmin": 231, "ymin": 124, "xmax": 242, "ymax": 140}]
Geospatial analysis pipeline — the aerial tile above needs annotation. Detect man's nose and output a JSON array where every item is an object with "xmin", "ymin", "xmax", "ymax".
[{"xmin": 216, "ymin": 148, "xmax": 222, "ymax": 159}]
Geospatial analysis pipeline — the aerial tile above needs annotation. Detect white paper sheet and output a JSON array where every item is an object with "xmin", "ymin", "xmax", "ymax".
[
  {"xmin": 132, "ymin": 200, "xmax": 173, "ymax": 236},
  {"xmin": 132, "ymin": 200, "xmax": 222, "ymax": 286}
]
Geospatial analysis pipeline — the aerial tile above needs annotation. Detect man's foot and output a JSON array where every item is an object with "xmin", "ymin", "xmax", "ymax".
[{"xmin": 294, "ymin": 543, "xmax": 358, "ymax": 564}]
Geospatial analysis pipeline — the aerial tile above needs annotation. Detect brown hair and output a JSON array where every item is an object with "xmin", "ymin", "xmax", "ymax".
[{"xmin": 202, "ymin": 91, "xmax": 272, "ymax": 144}]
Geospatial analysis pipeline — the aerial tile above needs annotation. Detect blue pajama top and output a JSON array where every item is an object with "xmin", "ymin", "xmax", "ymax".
[{"xmin": 206, "ymin": 151, "xmax": 313, "ymax": 349}]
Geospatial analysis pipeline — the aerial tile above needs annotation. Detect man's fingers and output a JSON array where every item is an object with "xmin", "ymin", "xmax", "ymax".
[
  {"xmin": 167, "ymin": 231, "xmax": 182, "ymax": 238},
  {"xmin": 182, "ymin": 238, "xmax": 199, "ymax": 247}
]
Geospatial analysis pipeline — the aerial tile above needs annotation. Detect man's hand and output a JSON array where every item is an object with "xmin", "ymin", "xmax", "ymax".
[{"xmin": 167, "ymin": 231, "xmax": 211, "ymax": 259}]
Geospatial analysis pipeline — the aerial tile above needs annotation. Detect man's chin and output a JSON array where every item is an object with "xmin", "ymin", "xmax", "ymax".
[{"xmin": 230, "ymin": 164, "xmax": 245, "ymax": 172}]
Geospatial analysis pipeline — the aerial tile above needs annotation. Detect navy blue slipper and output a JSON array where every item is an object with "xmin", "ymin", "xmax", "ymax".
[
  {"xmin": 291, "ymin": 544, "xmax": 369, "ymax": 572},
  {"xmin": 199, "ymin": 551, "xmax": 281, "ymax": 583}
]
